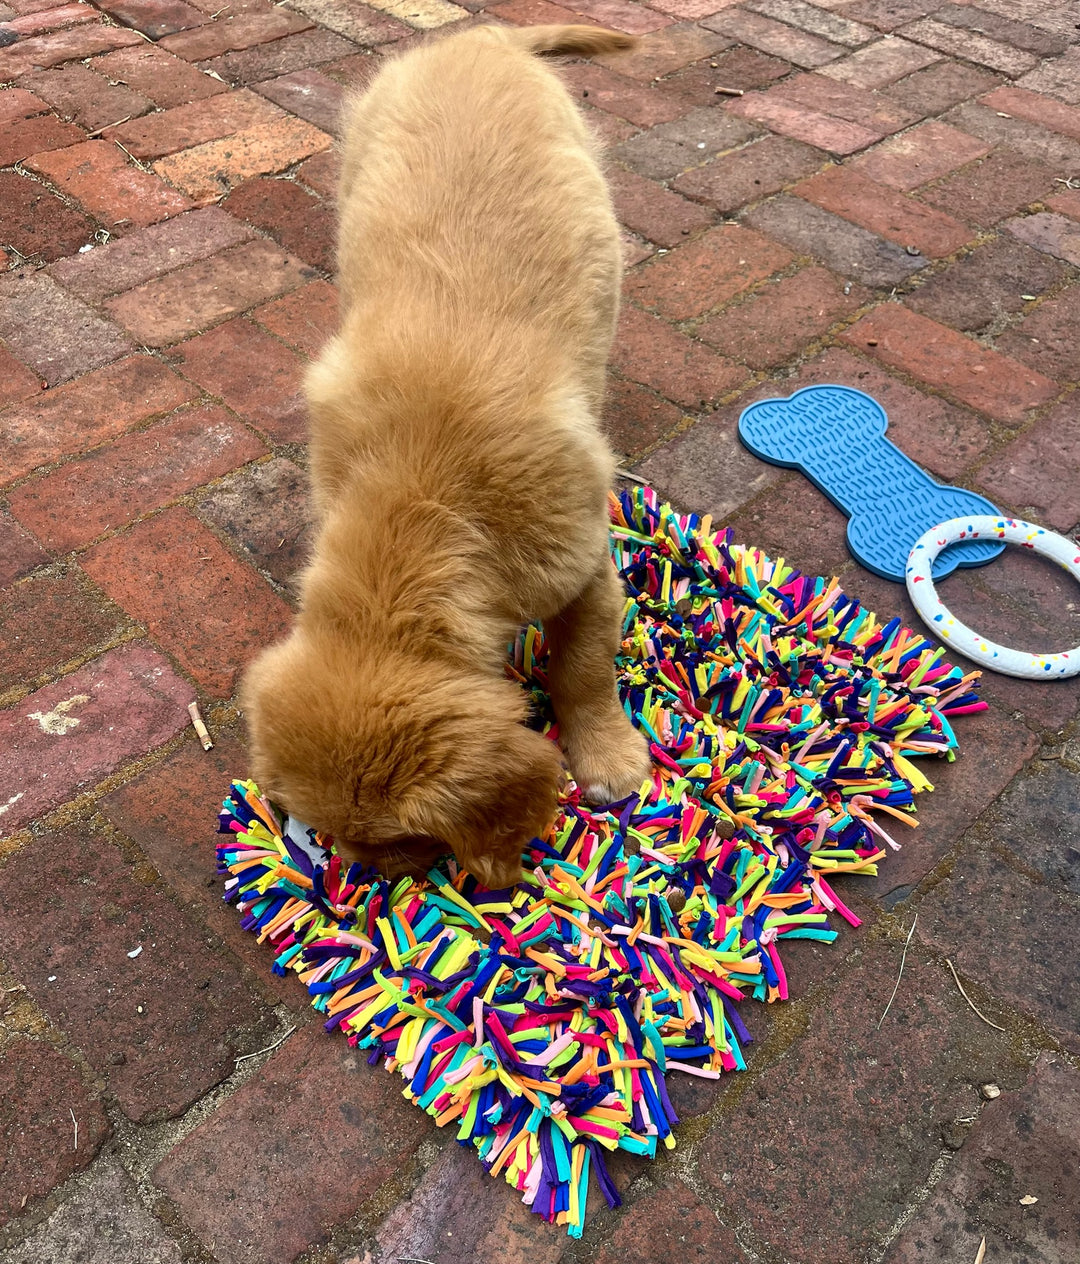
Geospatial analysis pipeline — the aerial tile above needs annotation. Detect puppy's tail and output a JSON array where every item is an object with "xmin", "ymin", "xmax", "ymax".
[{"xmin": 501, "ymin": 23, "xmax": 637, "ymax": 57}]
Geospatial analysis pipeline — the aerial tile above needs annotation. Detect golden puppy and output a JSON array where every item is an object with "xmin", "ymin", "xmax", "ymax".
[{"xmin": 241, "ymin": 23, "xmax": 651, "ymax": 887}]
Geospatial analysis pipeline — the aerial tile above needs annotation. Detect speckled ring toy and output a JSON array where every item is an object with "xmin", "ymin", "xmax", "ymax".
[{"xmin": 907, "ymin": 515, "xmax": 1080, "ymax": 679}]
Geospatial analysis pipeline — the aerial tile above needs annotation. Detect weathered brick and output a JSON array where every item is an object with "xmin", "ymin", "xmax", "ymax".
[
  {"xmin": 796, "ymin": 166, "xmax": 973, "ymax": 257},
  {"xmin": 0, "ymin": 569, "xmax": 127, "ymax": 694},
  {"xmin": 703, "ymin": 7, "xmax": 842, "ymax": 67},
  {"xmin": 0, "ymin": 85, "xmax": 48, "ymax": 124},
  {"xmin": 884, "ymin": 1056, "xmax": 1080, "ymax": 1264},
  {"xmin": 767, "ymin": 69, "xmax": 919, "ymax": 133},
  {"xmin": 0, "ymin": 111, "xmax": 84, "ymax": 167},
  {"xmin": 987, "ymin": 761, "xmax": 1080, "ymax": 897},
  {"xmin": 0, "ymin": 170, "xmax": 95, "ymax": 266},
  {"xmin": 1047, "ymin": 187, "xmax": 1080, "ymax": 222},
  {"xmin": 726, "ymin": 89, "xmax": 881, "ymax": 153},
  {"xmin": 882, "ymin": 58, "xmax": 1000, "ymax": 117},
  {"xmin": 838, "ymin": 0, "xmax": 948, "ymax": 33},
  {"xmin": 251, "ymin": 279, "xmax": 337, "ymax": 357},
  {"xmin": 0, "ymin": 511, "xmax": 49, "ymax": 586},
  {"xmin": 999, "ymin": 269, "xmax": 1080, "ymax": 376},
  {"xmin": 0, "ymin": 270, "xmax": 131, "ymax": 388},
  {"xmin": 744, "ymin": 195, "xmax": 928, "ymax": 288},
  {"xmin": 697, "ymin": 266, "xmax": 867, "ymax": 367},
  {"xmin": 744, "ymin": 0, "xmax": 874, "ymax": 47},
  {"xmin": 603, "ymin": 377, "xmax": 684, "ymax": 458},
  {"xmin": 608, "ymin": 165, "xmax": 713, "ymax": 247},
  {"xmin": 975, "ymin": 540, "xmax": 1080, "ymax": 653},
  {"xmin": 1005, "ymin": 212, "xmax": 1080, "ymax": 267},
  {"xmin": 906, "ymin": 236, "xmax": 1067, "ymax": 334},
  {"xmin": 152, "ymin": 1023, "xmax": 426, "ymax": 1264},
  {"xmin": 558, "ymin": 61, "xmax": 692, "ymax": 127},
  {"xmin": 0, "ymin": 1, "xmax": 95, "ymax": 36},
  {"xmin": 199, "ymin": 26, "xmax": 357, "ymax": 87},
  {"xmin": 581, "ymin": 101, "xmax": 640, "ymax": 146},
  {"xmin": 16, "ymin": 63, "xmax": 153, "ymax": 132},
  {"xmin": 932, "ymin": 2, "xmax": 1069, "ymax": 59},
  {"xmin": 563, "ymin": 0, "xmax": 672, "ymax": 33},
  {"xmin": 0, "ymin": 826, "xmax": 273, "ymax": 1120},
  {"xmin": 624, "ymin": 223, "xmax": 794, "ymax": 320},
  {"xmin": 0, "ymin": 21, "xmax": 142, "ymax": 78},
  {"xmin": 27, "ymin": 139, "xmax": 192, "ymax": 231},
  {"xmin": 294, "ymin": 147, "xmax": 337, "ymax": 197},
  {"xmin": 817, "ymin": 34, "xmax": 940, "ymax": 89},
  {"xmin": 2, "ymin": 1161, "xmax": 185, "ymax": 1264},
  {"xmin": 0, "ymin": 344, "xmax": 42, "ymax": 409},
  {"xmin": 851, "ymin": 120, "xmax": 990, "ymax": 190},
  {"xmin": 976, "ymin": 399, "xmax": 1080, "ymax": 531},
  {"xmin": 643, "ymin": 0, "xmax": 741, "ymax": 18},
  {"xmin": 840, "ymin": 305, "xmax": 1058, "ymax": 422},
  {"xmin": 665, "ymin": 42, "xmax": 791, "ymax": 104},
  {"xmin": 153, "ymin": 115, "xmax": 332, "ymax": 204},
  {"xmin": 727, "ymin": 475, "xmax": 853, "ymax": 579},
  {"xmin": 48, "ymin": 205, "xmax": 255, "ymax": 303},
  {"xmin": 91, "ymin": 43, "xmax": 227, "ymax": 108},
  {"xmin": 0, "ymin": 1040, "xmax": 108, "ymax": 1227},
  {"xmin": 611, "ymin": 303, "xmax": 746, "ymax": 406},
  {"xmin": 694, "ymin": 941, "xmax": 1021, "ymax": 1264},
  {"xmin": 1016, "ymin": 45, "xmax": 1080, "ymax": 106},
  {"xmin": 673, "ymin": 134, "xmax": 824, "ymax": 210},
  {"xmin": 168, "ymin": 318, "xmax": 308, "ymax": 442},
  {"xmin": 943, "ymin": 102, "xmax": 1080, "ymax": 174},
  {"xmin": 111, "ymin": 87, "xmax": 282, "ymax": 160},
  {"xmin": 104, "ymin": 238, "xmax": 316, "ymax": 347},
  {"xmin": 252, "ymin": 66, "xmax": 344, "ymax": 132},
  {"xmin": 0, "ymin": 643, "xmax": 192, "ymax": 833},
  {"xmin": 612, "ymin": 105, "xmax": 758, "ymax": 182},
  {"xmin": 593, "ymin": 20, "xmax": 732, "ymax": 81},
  {"xmin": 81, "ymin": 506, "xmax": 293, "ymax": 697},
  {"xmin": 0, "ymin": 356, "xmax": 196, "ymax": 487},
  {"xmin": 223, "ymin": 176, "xmax": 334, "ymax": 270},
  {"xmin": 918, "ymin": 150, "xmax": 1058, "ymax": 230},
  {"xmin": 8, "ymin": 405, "xmax": 265, "ymax": 554},
  {"xmin": 158, "ymin": 6, "xmax": 312, "ymax": 61},
  {"xmin": 899, "ymin": 17, "xmax": 1038, "ymax": 77},
  {"xmin": 283, "ymin": 0, "xmax": 408, "ymax": 45},
  {"xmin": 96, "ymin": 0, "xmax": 207, "ymax": 38}
]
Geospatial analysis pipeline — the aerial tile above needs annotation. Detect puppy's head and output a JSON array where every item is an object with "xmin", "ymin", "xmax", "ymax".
[{"xmin": 240, "ymin": 631, "xmax": 562, "ymax": 888}]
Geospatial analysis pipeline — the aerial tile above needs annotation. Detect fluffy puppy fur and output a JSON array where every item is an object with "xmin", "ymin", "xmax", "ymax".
[{"xmin": 241, "ymin": 22, "xmax": 651, "ymax": 888}]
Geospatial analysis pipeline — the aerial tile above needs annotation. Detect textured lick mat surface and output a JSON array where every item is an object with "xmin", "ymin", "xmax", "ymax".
[{"xmin": 216, "ymin": 487, "xmax": 985, "ymax": 1235}]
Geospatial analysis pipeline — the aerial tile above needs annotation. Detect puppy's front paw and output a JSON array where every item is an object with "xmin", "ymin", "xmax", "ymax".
[{"xmin": 565, "ymin": 716, "xmax": 651, "ymax": 806}]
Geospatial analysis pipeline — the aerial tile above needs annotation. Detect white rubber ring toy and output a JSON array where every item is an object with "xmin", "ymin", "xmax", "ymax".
[{"xmin": 906, "ymin": 515, "xmax": 1080, "ymax": 679}]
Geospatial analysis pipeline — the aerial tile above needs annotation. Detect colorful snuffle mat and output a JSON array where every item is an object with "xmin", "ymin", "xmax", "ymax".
[{"xmin": 216, "ymin": 487, "xmax": 984, "ymax": 1236}]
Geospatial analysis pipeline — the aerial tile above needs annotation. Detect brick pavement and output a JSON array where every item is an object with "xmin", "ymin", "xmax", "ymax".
[{"xmin": 1, "ymin": 0, "xmax": 1079, "ymax": 1259}]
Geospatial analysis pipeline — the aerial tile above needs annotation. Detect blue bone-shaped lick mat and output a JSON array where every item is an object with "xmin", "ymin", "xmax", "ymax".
[{"xmin": 738, "ymin": 385, "xmax": 1004, "ymax": 583}]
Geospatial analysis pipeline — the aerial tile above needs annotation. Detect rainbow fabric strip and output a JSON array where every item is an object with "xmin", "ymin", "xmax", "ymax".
[{"xmin": 216, "ymin": 487, "xmax": 983, "ymax": 1235}]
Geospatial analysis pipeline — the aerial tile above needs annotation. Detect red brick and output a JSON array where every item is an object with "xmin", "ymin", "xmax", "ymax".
[
  {"xmin": 885, "ymin": 1056, "xmax": 1080, "ymax": 1264},
  {"xmin": 593, "ymin": 20, "xmax": 731, "ymax": 80},
  {"xmin": 487, "ymin": 0, "xmax": 583, "ymax": 25},
  {"xmin": 0, "ymin": 826, "xmax": 273, "ymax": 1121},
  {"xmin": 0, "ymin": 569, "xmax": 127, "ymax": 693},
  {"xmin": 840, "ymin": 305, "xmax": 1059, "ymax": 423},
  {"xmin": 563, "ymin": 0, "xmax": 672, "ymax": 33},
  {"xmin": 745, "ymin": 194, "xmax": 928, "ymax": 287},
  {"xmin": 595, "ymin": 1179, "xmax": 752, "ymax": 1263},
  {"xmin": 0, "ymin": 85, "xmax": 49, "ymax": 124},
  {"xmin": 294, "ymin": 147, "xmax": 337, "ymax": 197},
  {"xmin": 727, "ymin": 90, "xmax": 881, "ymax": 153},
  {"xmin": 745, "ymin": 0, "xmax": 875, "ymax": 47},
  {"xmin": 944, "ymin": 102, "xmax": 1080, "ymax": 175},
  {"xmin": 976, "ymin": 552, "xmax": 1080, "ymax": 667},
  {"xmin": 284, "ymin": 0, "xmax": 409, "ymax": 44},
  {"xmin": 0, "ymin": 1040, "xmax": 108, "ymax": 1227},
  {"xmin": 251, "ymin": 66, "xmax": 343, "ymax": 132},
  {"xmin": 152, "ymin": 1023, "xmax": 426, "ymax": 1264},
  {"xmin": 729, "ymin": 473, "xmax": 853, "ymax": 579},
  {"xmin": 796, "ymin": 166, "xmax": 973, "ymax": 257},
  {"xmin": 196, "ymin": 456, "xmax": 312, "ymax": 588},
  {"xmin": 223, "ymin": 176, "xmax": 334, "ymax": 270},
  {"xmin": 898, "ymin": 18, "xmax": 1038, "ymax": 76},
  {"xmin": 48, "ymin": 204, "xmax": 255, "ymax": 303},
  {"xmin": 0, "ymin": 170, "xmax": 95, "ymax": 265},
  {"xmin": 628, "ymin": 0, "xmax": 739, "ymax": 18},
  {"xmin": 998, "ymin": 276, "xmax": 1080, "ymax": 380},
  {"xmin": 96, "ymin": 0, "xmax": 207, "ymax": 38},
  {"xmin": 104, "ymin": 238, "xmax": 316, "ymax": 347},
  {"xmin": 625, "ymin": 222, "xmax": 793, "ymax": 320},
  {"xmin": 838, "ymin": 0, "xmax": 949, "ymax": 33},
  {"xmin": 611, "ymin": 303, "xmax": 746, "ymax": 406},
  {"xmin": 664, "ymin": 41, "xmax": 792, "ymax": 103},
  {"xmin": 158, "ymin": 5, "xmax": 312, "ymax": 60},
  {"xmin": 981, "ymin": 85, "xmax": 1080, "ymax": 143},
  {"xmin": 583, "ymin": 101, "xmax": 644, "ymax": 145},
  {"xmin": 851, "ymin": 119, "xmax": 990, "ymax": 190},
  {"xmin": 81, "ymin": 506, "xmax": 293, "ymax": 697},
  {"xmin": 695, "ymin": 941, "xmax": 1020, "ymax": 1264},
  {"xmin": 0, "ymin": 344, "xmax": 41, "ymax": 408},
  {"xmin": 0, "ymin": 355, "xmax": 197, "ymax": 486},
  {"xmin": 0, "ymin": 1, "xmax": 93, "ymax": 36},
  {"xmin": 558, "ymin": 61, "xmax": 692, "ymax": 127},
  {"xmin": 1017, "ymin": 45, "xmax": 1080, "ymax": 106},
  {"xmin": 673, "ymin": 134, "xmax": 824, "ymax": 210},
  {"xmin": 0, "ymin": 111, "xmax": 84, "ymax": 166},
  {"xmin": 918, "ymin": 149, "xmax": 1058, "ymax": 230},
  {"xmin": 932, "ymin": 1, "xmax": 1069, "ymax": 58},
  {"xmin": 169, "ymin": 318, "xmax": 308, "ymax": 442},
  {"xmin": 0, "ymin": 643, "xmax": 192, "ymax": 832},
  {"xmin": 613, "ymin": 107, "xmax": 759, "ymax": 182},
  {"xmin": 816, "ymin": 34, "xmax": 940, "ymax": 89},
  {"xmin": 111, "ymin": 87, "xmax": 282, "ymax": 160},
  {"xmin": 8, "ymin": 405, "xmax": 266, "ymax": 553},
  {"xmin": 607, "ymin": 165, "xmax": 713, "ymax": 247},
  {"xmin": 987, "ymin": 759, "xmax": 1080, "ymax": 897},
  {"xmin": 697, "ymin": 266, "xmax": 867, "ymax": 367},
  {"xmin": 251, "ymin": 278, "xmax": 337, "ymax": 357},
  {"xmin": 702, "ymin": 7, "xmax": 843, "ymax": 68},
  {"xmin": 976, "ymin": 399, "xmax": 1080, "ymax": 531},
  {"xmin": 882, "ymin": 58, "xmax": 1000, "ymax": 117},
  {"xmin": 0, "ymin": 270, "xmax": 132, "ymax": 387},
  {"xmin": 153, "ymin": 115, "xmax": 331, "ymax": 204},
  {"xmin": 26, "ymin": 139, "xmax": 192, "ymax": 230},
  {"xmin": 1006, "ymin": 211, "xmax": 1080, "ymax": 267},
  {"xmin": 767, "ymin": 69, "xmax": 919, "ymax": 133},
  {"xmin": 91, "ymin": 43, "xmax": 228, "ymax": 108},
  {"xmin": 907, "ymin": 236, "xmax": 1067, "ymax": 333},
  {"xmin": 0, "ymin": 21, "xmax": 142, "ymax": 77},
  {"xmin": 0, "ymin": 513, "xmax": 49, "ymax": 586},
  {"xmin": 199, "ymin": 26, "xmax": 357, "ymax": 87},
  {"xmin": 1047, "ymin": 187, "xmax": 1080, "ymax": 222},
  {"xmin": 16, "ymin": 63, "xmax": 153, "ymax": 132},
  {"xmin": 603, "ymin": 377, "xmax": 684, "ymax": 457}
]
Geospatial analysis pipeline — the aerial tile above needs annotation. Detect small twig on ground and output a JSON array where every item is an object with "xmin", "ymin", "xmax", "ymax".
[
  {"xmin": 945, "ymin": 959, "xmax": 1005, "ymax": 1031},
  {"xmin": 714, "ymin": 85, "xmax": 743, "ymax": 96},
  {"xmin": 973, "ymin": 1237, "xmax": 986, "ymax": 1264},
  {"xmin": 877, "ymin": 913, "xmax": 917, "ymax": 1029},
  {"xmin": 235, "ymin": 1025, "xmax": 297, "ymax": 1066},
  {"xmin": 615, "ymin": 467, "xmax": 649, "ymax": 486},
  {"xmin": 70, "ymin": 1107, "xmax": 78, "ymax": 1152},
  {"xmin": 87, "ymin": 115, "xmax": 131, "ymax": 137},
  {"xmin": 187, "ymin": 701, "xmax": 214, "ymax": 751}
]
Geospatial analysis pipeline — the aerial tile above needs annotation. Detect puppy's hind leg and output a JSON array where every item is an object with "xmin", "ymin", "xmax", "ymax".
[{"xmin": 544, "ymin": 560, "xmax": 651, "ymax": 805}]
